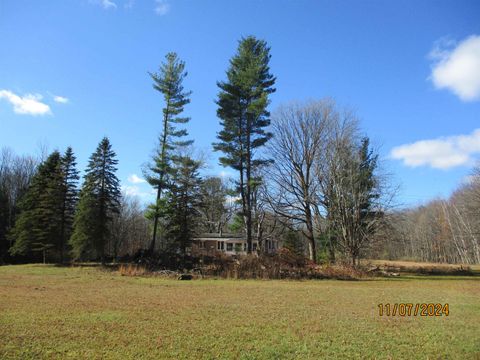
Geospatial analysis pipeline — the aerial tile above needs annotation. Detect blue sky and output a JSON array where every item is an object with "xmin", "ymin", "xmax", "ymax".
[{"xmin": 1, "ymin": 0, "xmax": 479, "ymax": 207}]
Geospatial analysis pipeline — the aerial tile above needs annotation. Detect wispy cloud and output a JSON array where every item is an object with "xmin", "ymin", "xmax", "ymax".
[
  {"xmin": 124, "ymin": 0, "xmax": 135, "ymax": 9},
  {"xmin": 53, "ymin": 95, "xmax": 69, "ymax": 104},
  {"xmin": 128, "ymin": 174, "xmax": 147, "ymax": 184},
  {"xmin": 102, "ymin": 0, "xmax": 117, "ymax": 9},
  {"xmin": 390, "ymin": 129, "xmax": 480, "ymax": 170},
  {"xmin": 0, "ymin": 90, "xmax": 51, "ymax": 116},
  {"xmin": 154, "ymin": 0, "xmax": 170, "ymax": 15},
  {"xmin": 90, "ymin": 0, "xmax": 117, "ymax": 10},
  {"xmin": 429, "ymin": 35, "xmax": 480, "ymax": 101}
]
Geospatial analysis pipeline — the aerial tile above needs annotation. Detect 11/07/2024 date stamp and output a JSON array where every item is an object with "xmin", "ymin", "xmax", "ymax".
[{"xmin": 377, "ymin": 303, "xmax": 449, "ymax": 317}]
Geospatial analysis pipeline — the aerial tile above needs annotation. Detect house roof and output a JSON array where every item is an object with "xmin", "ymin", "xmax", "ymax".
[
  {"xmin": 193, "ymin": 237, "xmax": 247, "ymax": 242},
  {"xmin": 195, "ymin": 233, "xmax": 244, "ymax": 239}
]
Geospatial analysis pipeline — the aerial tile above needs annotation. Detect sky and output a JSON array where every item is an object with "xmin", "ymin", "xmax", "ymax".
[{"xmin": 1, "ymin": 0, "xmax": 479, "ymax": 208}]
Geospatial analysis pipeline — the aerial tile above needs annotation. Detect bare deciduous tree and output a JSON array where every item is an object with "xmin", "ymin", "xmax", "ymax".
[
  {"xmin": 267, "ymin": 100, "xmax": 334, "ymax": 262},
  {"xmin": 109, "ymin": 194, "xmax": 150, "ymax": 260},
  {"xmin": 381, "ymin": 166, "xmax": 480, "ymax": 264},
  {"xmin": 0, "ymin": 148, "xmax": 38, "ymax": 261},
  {"xmin": 198, "ymin": 176, "xmax": 234, "ymax": 235}
]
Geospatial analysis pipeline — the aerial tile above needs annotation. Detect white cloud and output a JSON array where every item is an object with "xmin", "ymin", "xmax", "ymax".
[
  {"xmin": 128, "ymin": 174, "xmax": 147, "ymax": 184},
  {"xmin": 154, "ymin": 0, "xmax": 170, "ymax": 15},
  {"xmin": 219, "ymin": 170, "xmax": 233, "ymax": 179},
  {"xmin": 0, "ymin": 90, "xmax": 51, "ymax": 116},
  {"xmin": 53, "ymin": 95, "xmax": 69, "ymax": 104},
  {"xmin": 429, "ymin": 35, "xmax": 480, "ymax": 101},
  {"xmin": 391, "ymin": 129, "xmax": 480, "ymax": 170},
  {"xmin": 122, "ymin": 185, "xmax": 151, "ymax": 198}
]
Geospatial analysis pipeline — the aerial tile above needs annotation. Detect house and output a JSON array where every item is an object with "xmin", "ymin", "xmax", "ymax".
[{"xmin": 190, "ymin": 233, "xmax": 280, "ymax": 256}]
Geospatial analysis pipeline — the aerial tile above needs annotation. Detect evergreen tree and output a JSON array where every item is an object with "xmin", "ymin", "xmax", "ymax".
[
  {"xmin": 357, "ymin": 137, "xmax": 380, "ymax": 238},
  {"xmin": 9, "ymin": 152, "xmax": 64, "ymax": 259},
  {"xmin": 0, "ymin": 185, "xmax": 9, "ymax": 261},
  {"xmin": 165, "ymin": 155, "xmax": 202, "ymax": 254},
  {"xmin": 70, "ymin": 137, "xmax": 121, "ymax": 263},
  {"xmin": 327, "ymin": 136, "xmax": 380, "ymax": 265},
  {"xmin": 69, "ymin": 191, "xmax": 97, "ymax": 260},
  {"xmin": 145, "ymin": 52, "xmax": 192, "ymax": 252},
  {"xmin": 59, "ymin": 147, "xmax": 79, "ymax": 262},
  {"xmin": 213, "ymin": 36, "xmax": 276, "ymax": 253},
  {"xmin": 282, "ymin": 230, "xmax": 305, "ymax": 257}
]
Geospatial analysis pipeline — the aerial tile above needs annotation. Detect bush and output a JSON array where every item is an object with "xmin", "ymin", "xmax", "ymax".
[
  {"xmin": 116, "ymin": 248, "xmax": 368, "ymax": 280},
  {"xmin": 200, "ymin": 249, "xmax": 365, "ymax": 280},
  {"xmin": 118, "ymin": 264, "xmax": 148, "ymax": 276}
]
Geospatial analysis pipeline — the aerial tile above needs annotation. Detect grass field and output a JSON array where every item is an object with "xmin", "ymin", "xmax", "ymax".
[{"xmin": 0, "ymin": 265, "xmax": 479, "ymax": 359}]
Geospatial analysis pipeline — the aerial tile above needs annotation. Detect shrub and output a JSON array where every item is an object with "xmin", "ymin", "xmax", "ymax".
[
  {"xmin": 118, "ymin": 264, "xmax": 148, "ymax": 276},
  {"xmin": 200, "ymin": 250, "xmax": 365, "ymax": 280}
]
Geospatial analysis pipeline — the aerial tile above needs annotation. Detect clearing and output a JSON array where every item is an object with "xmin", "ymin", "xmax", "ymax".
[{"xmin": 0, "ymin": 264, "xmax": 479, "ymax": 359}]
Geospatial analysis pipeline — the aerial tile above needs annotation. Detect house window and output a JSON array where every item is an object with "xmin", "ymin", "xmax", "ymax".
[
  {"xmin": 253, "ymin": 243, "xmax": 257, "ymax": 251},
  {"xmin": 243, "ymin": 243, "xmax": 247, "ymax": 251},
  {"xmin": 199, "ymin": 241, "xmax": 206, "ymax": 249},
  {"xmin": 217, "ymin": 241, "xmax": 225, "ymax": 250},
  {"xmin": 235, "ymin": 243, "xmax": 242, "ymax": 252},
  {"xmin": 226, "ymin": 243, "xmax": 233, "ymax": 251}
]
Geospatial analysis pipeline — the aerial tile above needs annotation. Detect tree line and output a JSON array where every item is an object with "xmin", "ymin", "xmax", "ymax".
[
  {"xmin": 1, "ymin": 35, "xmax": 477, "ymax": 266},
  {"xmin": 376, "ymin": 168, "xmax": 480, "ymax": 264}
]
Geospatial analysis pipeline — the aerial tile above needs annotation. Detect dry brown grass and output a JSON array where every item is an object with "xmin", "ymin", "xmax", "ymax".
[
  {"xmin": 199, "ymin": 250, "xmax": 367, "ymax": 280},
  {"xmin": 318, "ymin": 263, "xmax": 366, "ymax": 279},
  {"xmin": 366, "ymin": 259, "xmax": 476, "ymax": 275},
  {"xmin": 118, "ymin": 263, "xmax": 149, "ymax": 276}
]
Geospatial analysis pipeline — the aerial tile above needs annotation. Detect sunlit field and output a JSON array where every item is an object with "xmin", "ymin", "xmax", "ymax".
[{"xmin": 0, "ymin": 264, "xmax": 479, "ymax": 359}]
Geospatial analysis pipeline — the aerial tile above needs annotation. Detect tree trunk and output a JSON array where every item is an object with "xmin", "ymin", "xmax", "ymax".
[
  {"xmin": 60, "ymin": 193, "xmax": 66, "ymax": 264},
  {"xmin": 307, "ymin": 238, "xmax": 316, "ymax": 262},
  {"xmin": 150, "ymin": 97, "xmax": 170, "ymax": 253},
  {"xmin": 328, "ymin": 233, "xmax": 336, "ymax": 263},
  {"xmin": 305, "ymin": 206, "xmax": 317, "ymax": 262},
  {"xmin": 246, "ymin": 120, "xmax": 253, "ymax": 254},
  {"xmin": 150, "ymin": 186, "xmax": 162, "ymax": 253}
]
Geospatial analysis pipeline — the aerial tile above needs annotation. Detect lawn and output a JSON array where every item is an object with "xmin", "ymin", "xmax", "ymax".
[{"xmin": 0, "ymin": 265, "xmax": 479, "ymax": 359}]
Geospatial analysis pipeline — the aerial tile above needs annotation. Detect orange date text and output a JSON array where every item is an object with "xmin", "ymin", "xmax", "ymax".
[{"xmin": 377, "ymin": 303, "xmax": 449, "ymax": 317}]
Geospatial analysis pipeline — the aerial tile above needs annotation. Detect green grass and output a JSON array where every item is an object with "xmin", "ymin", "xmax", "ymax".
[{"xmin": 0, "ymin": 265, "xmax": 479, "ymax": 359}]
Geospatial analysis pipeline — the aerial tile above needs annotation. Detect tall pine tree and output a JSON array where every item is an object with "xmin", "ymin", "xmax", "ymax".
[
  {"xmin": 70, "ymin": 138, "xmax": 121, "ymax": 263},
  {"xmin": 9, "ymin": 151, "xmax": 64, "ymax": 260},
  {"xmin": 213, "ymin": 36, "xmax": 276, "ymax": 253},
  {"xmin": 165, "ymin": 155, "xmax": 202, "ymax": 254},
  {"xmin": 59, "ymin": 147, "xmax": 79, "ymax": 262},
  {"xmin": 145, "ymin": 52, "xmax": 192, "ymax": 252}
]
